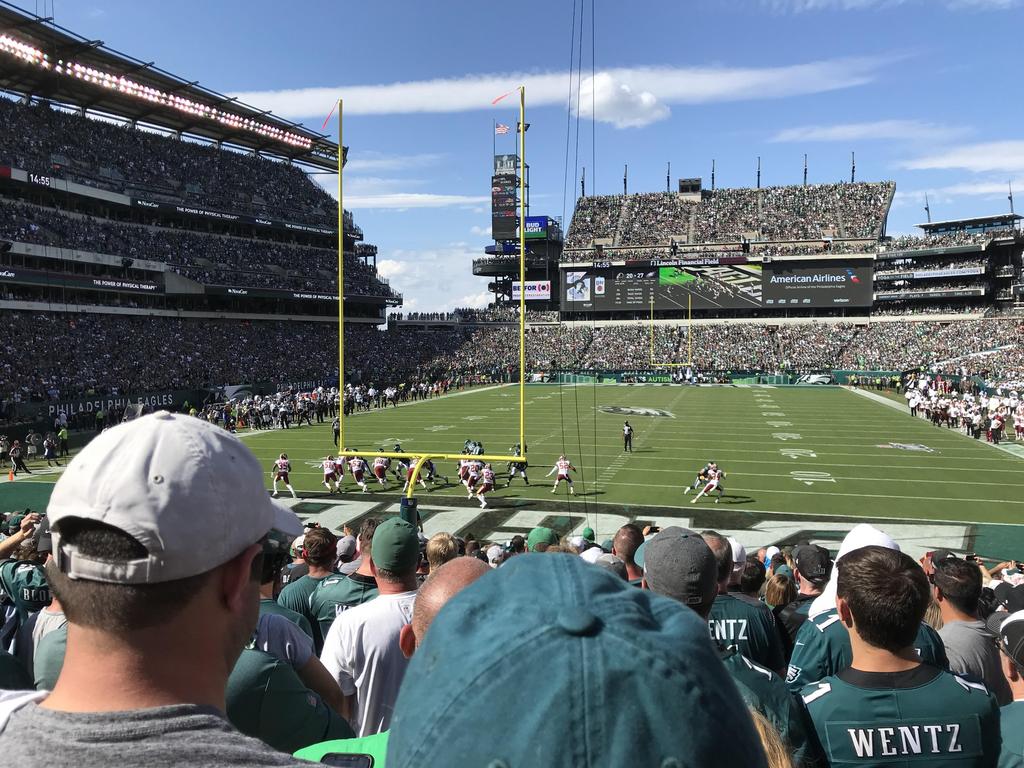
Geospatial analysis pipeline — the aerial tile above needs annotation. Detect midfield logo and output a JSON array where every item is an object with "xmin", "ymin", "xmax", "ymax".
[
  {"xmin": 599, "ymin": 406, "xmax": 674, "ymax": 418},
  {"xmin": 876, "ymin": 442, "xmax": 937, "ymax": 453}
]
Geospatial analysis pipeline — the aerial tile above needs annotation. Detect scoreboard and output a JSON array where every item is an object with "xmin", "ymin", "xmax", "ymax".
[{"xmin": 561, "ymin": 257, "xmax": 873, "ymax": 311}]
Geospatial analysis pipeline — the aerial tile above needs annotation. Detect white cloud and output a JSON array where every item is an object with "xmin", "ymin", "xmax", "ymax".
[
  {"xmin": 469, "ymin": 224, "xmax": 492, "ymax": 238},
  {"xmin": 894, "ymin": 178, "xmax": 1023, "ymax": 203},
  {"xmin": 771, "ymin": 119, "xmax": 965, "ymax": 143},
  {"xmin": 578, "ymin": 72, "xmax": 669, "ymax": 128},
  {"xmin": 231, "ymin": 56, "xmax": 888, "ymax": 130},
  {"xmin": 378, "ymin": 246, "xmax": 492, "ymax": 312},
  {"xmin": 344, "ymin": 151, "xmax": 444, "ymax": 173},
  {"xmin": 763, "ymin": 0, "xmax": 1017, "ymax": 10},
  {"xmin": 346, "ymin": 193, "xmax": 489, "ymax": 210},
  {"xmin": 901, "ymin": 141, "xmax": 1024, "ymax": 173},
  {"xmin": 454, "ymin": 290, "xmax": 493, "ymax": 310}
]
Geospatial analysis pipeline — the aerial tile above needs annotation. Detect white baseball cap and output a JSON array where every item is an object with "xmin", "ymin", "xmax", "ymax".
[
  {"xmin": 48, "ymin": 411, "xmax": 302, "ymax": 584},
  {"xmin": 729, "ymin": 537, "xmax": 747, "ymax": 576}
]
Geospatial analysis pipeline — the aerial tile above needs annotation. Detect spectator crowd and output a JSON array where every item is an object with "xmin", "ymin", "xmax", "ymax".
[
  {"xmin": 2, "ymin": 314, "xmax": 1022, "ymax": 409},
  {"xmin": 0, "ymin": 98, "xmax": 336, "ymax": 225},
  {"xmin": 0, "ymin": 201, "xmax": 396, "ymax": 298},
  {"xmin": 565, "ymin": 182, "xmax": 895, "ymax": 248},
  {"xmin": 4, "ymin": 416, "xmax": 1024, "ymax": 766}
]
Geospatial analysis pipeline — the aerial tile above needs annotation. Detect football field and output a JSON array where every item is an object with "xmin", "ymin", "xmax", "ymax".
[
  {"xmin": 245, "ymin": 383, "xmax": 1024, "ymax": 521},
  {"xmin": 4, "ymin": 384, "xmax": 1024, "ymax": 560}
]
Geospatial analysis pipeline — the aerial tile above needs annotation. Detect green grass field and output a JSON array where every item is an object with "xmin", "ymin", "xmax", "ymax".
[
  {"xmin": 4, "ymin": 383, "xmax": 1024, "ymax": 559},
  {"xmin": 239, "ymin": 383, "xmax": 1024, "ymax": 523}
]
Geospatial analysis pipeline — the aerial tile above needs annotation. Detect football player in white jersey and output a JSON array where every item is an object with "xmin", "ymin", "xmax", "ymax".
[
  {"xmin": 547, "ymin": 455, "xmax": 577, "ymax": 495},
  {"xmin": 271, "ymin": 453, "xmax": 297, "ymax": 498}
]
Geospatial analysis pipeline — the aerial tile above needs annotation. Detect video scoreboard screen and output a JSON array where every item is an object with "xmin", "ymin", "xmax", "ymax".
[{"xmin": 561, "ymin": 258, "xmax": 873, "ymax": 311}]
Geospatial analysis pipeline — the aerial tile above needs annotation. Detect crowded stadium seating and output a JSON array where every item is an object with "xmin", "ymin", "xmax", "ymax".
[
  {"xmin": 2, "ymin": 315, "xmax": 1021, "ymax": 411},
  {"xmin": 0, "ymin": 99, "xmax": 335, "ymax": 225},
  {"xmin": 0, "ymin": 200, "xmax": 396, "ymax": 297},
  {"xmin": 564, "ymin": 182, "xmax": 895, "ymax": 248}
]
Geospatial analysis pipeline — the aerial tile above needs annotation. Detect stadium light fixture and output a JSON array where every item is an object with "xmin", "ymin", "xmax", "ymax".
[{"xmin": 0, "ymin": 30, "xmax": 313, "ymax": 150}]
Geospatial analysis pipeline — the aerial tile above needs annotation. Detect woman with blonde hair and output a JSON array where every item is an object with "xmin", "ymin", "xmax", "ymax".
[{"xmin": 749, "ymin": 708, "xmax": 794, "ymax": 768}]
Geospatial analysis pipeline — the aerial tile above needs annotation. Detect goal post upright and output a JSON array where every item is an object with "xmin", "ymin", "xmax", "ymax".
[
  {"xmin": 331, "ymin": 92, "xmax": 526, "ymax": 504},
  {"xmin": 649, "ymin": 288, "xmax": 690, "ymax": 368}
]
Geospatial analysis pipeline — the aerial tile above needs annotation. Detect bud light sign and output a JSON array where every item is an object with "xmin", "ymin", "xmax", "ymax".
[{"xmin": 524, "ymin": 216, "xmax": 548, "ymax": 239}]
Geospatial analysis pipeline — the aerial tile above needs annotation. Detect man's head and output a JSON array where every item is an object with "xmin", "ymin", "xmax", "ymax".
[
  {"xmin": 526, "ymin": 526, "xmax": 559, "ymax": 553},
  {"xmin": 701, "ymin": 531, "xmax": 733, "ymax": 589},
  {"xmin": 987, "ymin": 610, "xmax": 1024, "ymax": 689},
  {"xmin": 370, "ymin": 517, "xmax": 420, "ymax": 587},
  {"xmin": 426, "ymin": 533, "xmax": 458, "ymax": 571},
  {"xmin": 739, "ymin": 558, "xmax": 766, "ymax": 597},
  {"xmin": 793, "ymin": 544, "xmax": 831, "ymax": 593},
  {"xmin": 508, "ymin": 535, "xmax": 526, "ymax": 555},
  {"xmin": 45, "ymin": 412, "xmax": 300, "ymax": 667},
  {"xmin": 387, "ymin": 554, "xmax": 766, "ymax": 768},
  {"xmin": 611, "ymin": 523, "xmax": 643, "ymax": 566},
  {"xmin": 932, "ymin": 557, "xmax": 982, "ymax": 617},
  {"xmin": 357, "ymin": 517, "xmax": 380, "ymax": 560},
  {"xmin": 399, "ymin": 556, "xmax": 490, "ymax": 658},
  {"xmin": 637, "ymin": 527, "xmax": 718, "ymax": 618},
  {"xmin": 836, "ymin": 545, "xmax": 929, "ymax": 654},
  {"xmin": 301, "ymin": 527, "xmax": 339, "ymax": 571}
]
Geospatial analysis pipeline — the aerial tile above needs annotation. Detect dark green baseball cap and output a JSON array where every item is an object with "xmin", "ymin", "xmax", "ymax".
[
  {"xmin": 582, "ymin": 526, "xmax": 596, "ymax": 542},
  {"xmin": 387, "ymin": 553, "xmax": 766, "ymax": 767},
  {"xmin": 526, "ymin": 526, "xmax": 558, "ymax": 551},
  {"xmin": 371, "ymin": 517, "xmax": 419, "ymax": 574}
]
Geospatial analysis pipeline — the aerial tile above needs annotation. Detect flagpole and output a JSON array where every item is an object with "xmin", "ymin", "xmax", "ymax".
[
  {"xmin": 337, "ymin": 98, "xmax": 345, "ymax": 453},
  {"xmin": 518, "ymin": 86, "xmax": 526, "ymax": 455}
]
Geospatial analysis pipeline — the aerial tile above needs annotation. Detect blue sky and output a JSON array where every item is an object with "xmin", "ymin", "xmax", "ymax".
[{"xmin": 46, "ymin": 0, "xmax": 1024, "ymax": 311}]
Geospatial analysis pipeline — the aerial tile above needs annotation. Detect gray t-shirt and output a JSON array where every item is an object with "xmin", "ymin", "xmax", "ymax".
[
  {"xmin": 0, "ymin": 698, "xmax": 308, "ymax": 766},
  {"xmin": 252, "ymin": 612, "xmax": 313, "ymax": 668},
  {"xmin": 939, "ymin": 619, "xmax": 1012, "ymax": 705}
]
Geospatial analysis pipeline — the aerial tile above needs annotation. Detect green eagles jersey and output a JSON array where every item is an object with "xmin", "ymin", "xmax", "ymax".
[
  {"xmin": 226, "ymin": 647, "xmax": 353, "ymax": 754},
  {"xmin": 0, "ymin": 648, "xmax": 32, "ymax": 690},
  {"xmin": 708, "ymin": 593, "xmax": 786, "ymax": 673},
  {"xmin": 258, "ymin": 598, "xmax": 313, "ymax": 639},
  {"xmin": 720, "ymin": 647, "xmax": 824, "ymax": 768},
  {"xmin": 802, "ymin": 664, "xmax": 999, "ymax": 766},
  {"xmin": 998, "ymin": 701, "xmax": 1024, "ymax": 768},
  {"xmin": 787, "ymin": 608, "xmax": 948, "ymax": 692},
  {"xmin": 310, "ymin": 573, "xmax": 379, "ymax": 640},
  {"xmin": 276, "ymin": 572, "xmax": 334, "ymax": 652}
]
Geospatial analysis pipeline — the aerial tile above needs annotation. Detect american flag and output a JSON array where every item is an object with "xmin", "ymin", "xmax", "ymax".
[{"xmin": 494, "ymin": 123, "xmax": 510, "ymax": 135}]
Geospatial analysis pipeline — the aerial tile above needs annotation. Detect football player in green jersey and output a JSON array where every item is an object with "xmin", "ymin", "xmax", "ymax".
[{"xmin": 802, "ymin": 546, "xmax": 999, "ymax": 766}]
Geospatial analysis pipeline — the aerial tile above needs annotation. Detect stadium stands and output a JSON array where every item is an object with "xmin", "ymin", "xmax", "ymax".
[
  {"xmin": 0, "ymin": 200, "xmax": 396, "ymax": 297},
  {"xmin": 0, "ymin": 99, "xmax": 335, "ymax": 225},
  {"xmin": 3, "ymin": 316, "xmax": 1021, "ymax": 413},
  {"xmin": 564, "ymin": 182, "xmax": 894, "ymax": 248}
]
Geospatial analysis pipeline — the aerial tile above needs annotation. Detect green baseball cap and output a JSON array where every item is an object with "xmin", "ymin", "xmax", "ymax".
[
  {"xmin": 387, "ymin": 554, "xmax": 766, "ymax": 767},
  {"xmin": 0, "ymin": 560, "xmax": 50, "ymax": 614},
  {"xmin": 582, "ymin": 526, "xmax": 596, "ymax": 542},
  {"xmin": 526, "ymin": 526, "xmax": 559, "ymax": 551},
  {"xmin": 371, "ymin": 518, "xmax": 420, "ymax": 574}
]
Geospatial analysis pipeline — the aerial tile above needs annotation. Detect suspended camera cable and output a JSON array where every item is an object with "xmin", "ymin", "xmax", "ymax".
[
  {"xmin": 588, "ymin": 0, "xmax": 599, "ymax": 522},
  {"xmin": 568, "ymin": 0, "xmax": 590, "ymax": 516},
  {"xmin": 555, "ymin": 0, "xmax": 579, "ymax": 480}
]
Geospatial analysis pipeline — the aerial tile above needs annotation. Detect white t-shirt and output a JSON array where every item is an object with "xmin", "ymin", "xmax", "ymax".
[{"xmin": 319, "ymin": 590, "xmax": 416, "ymax": 737}]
